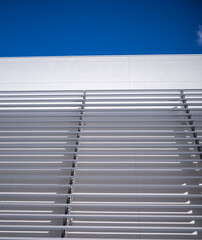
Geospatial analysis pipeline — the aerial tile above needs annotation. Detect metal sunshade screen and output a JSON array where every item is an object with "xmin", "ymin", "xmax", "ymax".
[
  {"xmin": 0, "ymin": 90, "xmax": 84, "ymax": 238},
  {"xmin": 71, "ymin": 89, "xmax": 202, "ymax": 240},
  {"xmin": 0, "ymin": 89, "xmax": 201, "ymax": 240}
]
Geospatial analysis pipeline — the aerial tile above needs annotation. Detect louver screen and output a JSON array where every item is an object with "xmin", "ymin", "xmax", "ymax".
[{"xmin": 0, "ymin": 89, "xmax": 202, "ymax": 239}]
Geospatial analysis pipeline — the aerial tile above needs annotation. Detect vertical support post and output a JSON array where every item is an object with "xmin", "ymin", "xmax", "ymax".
[
  {"xmin": 61, "ymin": 90, "xmax": 86, "ymax": 238},
  {"xmin": 180, "ymin": 90, "xmax": 202, "ymax": 159},
  {"xmin": 180, "ymin": 90, "xmax": 202, "ymax": 238}
]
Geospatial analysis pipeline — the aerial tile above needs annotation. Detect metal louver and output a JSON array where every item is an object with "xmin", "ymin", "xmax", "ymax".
[{"xmin": 0, "ymin": 89, "xmax": 202, "ymax": 240}]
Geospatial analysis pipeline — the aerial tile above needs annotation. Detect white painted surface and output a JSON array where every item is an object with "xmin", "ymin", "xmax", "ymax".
[{"xmin": 0, "ymin": 54, "xmax": 201, "ymax": 90}]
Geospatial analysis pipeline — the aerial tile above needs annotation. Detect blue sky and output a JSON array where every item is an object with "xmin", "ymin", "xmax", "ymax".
[{"xmin": 0, "ymin": 0, "xmax": 202, "ymax": 57}]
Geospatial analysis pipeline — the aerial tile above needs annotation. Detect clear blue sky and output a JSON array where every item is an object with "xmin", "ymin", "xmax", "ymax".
[{"xmin": 0, "ymin": 0, "xmax": 202, "ymax": 57}]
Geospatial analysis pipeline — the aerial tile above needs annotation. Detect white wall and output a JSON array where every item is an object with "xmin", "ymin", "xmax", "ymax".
[{"xmin": 0, "ymin": 54, "xmax": 201, "ymax": 90}]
